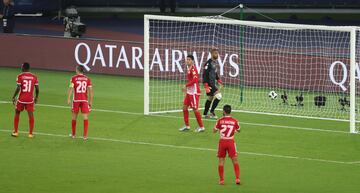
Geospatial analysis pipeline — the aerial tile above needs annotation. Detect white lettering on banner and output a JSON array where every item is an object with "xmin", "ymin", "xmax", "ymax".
[
  {"xmin": 194, "ymin": 52, "xmax": 205, "ymax": 73},
  {"xmin": 172, "ymin": 49, "xmax": 183, "ymax": 73},
  {"xmin": 218, "ymin": 54, "xmax": 228, "ymax": 76},
  {"xmin": 92, "ymin": 44, "xmax": 106, "ymax": 67},
  {"xmin": 229, "ymin": 54, "xmax": 239, "ymax": 78},
  {"xmin": 132, "ymin": 47, "xmax": 143, "ymax": 69},
  {"xmin": 73, "ymin": 43, "xmax": 360, "ymax": 89},
  {"xmin": 329, "ymin": 61, "xmax": 360, "ymax": 91},
  {"xmin": 74, "ymin": 43, "xmax": 91, "ymax": 71},
  {"xmin": 105, "ymin": 45, "xmax": 117, "ymax": 68},
  {"xmin": 116, "ymin": 46, "xmax": 130, "ymax": 69},
  {"xmin": 206, "ymin": 52, "xmax": 212, "ymax": 61},
  {"xmin": 165, "ymin": 49, "xmax": 169, "ymax": 71},
  {"xmin": 329, "ymin": 61, "xmax": 347, "ymax": 91},
  {"xmin": 183, "ymin": 51, "xmax": 204, "ymax": 73},
  {"xmin": 73, "ymin": 42, "xmax": 242, "ymax": 77},
  {"xmin": 150, "ymin": 48, "xmax": 164, "ymax": 71}
]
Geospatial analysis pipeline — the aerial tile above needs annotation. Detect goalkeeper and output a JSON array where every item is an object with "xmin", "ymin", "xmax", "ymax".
[{"xmin": 202, "ymin": 48, "xmax": 223, "ymax": 119}]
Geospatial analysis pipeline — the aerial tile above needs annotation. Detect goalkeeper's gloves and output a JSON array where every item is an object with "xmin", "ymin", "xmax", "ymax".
[{"xmin": 204, "ymin": 83, "xmax": 211, "ymax": 93}]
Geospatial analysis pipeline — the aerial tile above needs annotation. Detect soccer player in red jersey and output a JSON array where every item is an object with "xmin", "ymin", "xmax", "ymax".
[
  {"xmin": 67, "ymin": 65, "xmax": 93, "ymax": 140},
  {"xmin": 213, "ymin": 104, "xmax": 241, "ymax": 185},
  {"xmin": 179, "ymin": 55, "xmax": 205, "ymax": 132},
  {"xmin": 11, "ymin": 62, "xmax": 39, "ymax": 138}
]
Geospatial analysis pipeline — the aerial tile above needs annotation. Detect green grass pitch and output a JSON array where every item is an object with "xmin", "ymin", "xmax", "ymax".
[{"xmin": 0, "ymin": 67, "xmax": 360, "ymax": 193}]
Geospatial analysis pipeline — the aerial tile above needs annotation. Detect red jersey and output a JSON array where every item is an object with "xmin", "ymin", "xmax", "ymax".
[
  {"xmin": 16, "ymin": 72, "xmax": 38, "ymax": 104},
  {"xmin": 70, "ymin": 74, "xmax": 92, "ymax": 102},
  {"xmin": 215, "ymin": 116, "xmax": 240, "ymax": 140},
  {"xmin": 185, "ymin": 65, "xmax": 201, "ymax": 95}
]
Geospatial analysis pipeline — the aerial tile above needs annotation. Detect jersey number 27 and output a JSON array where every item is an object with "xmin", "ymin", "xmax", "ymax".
[{"xmin": 220, "ymin": 125, "xmax": 235, "ymax": 137}]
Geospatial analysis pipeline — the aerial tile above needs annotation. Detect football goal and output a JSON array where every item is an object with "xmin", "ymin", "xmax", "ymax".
[{"xmin": 144, "ymin": 14, "xmax": 360, "ymax": 133}]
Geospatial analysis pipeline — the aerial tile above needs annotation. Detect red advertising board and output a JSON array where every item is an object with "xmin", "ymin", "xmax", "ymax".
[
  {"xmin": 0, "ymin": 34, "xmax": 144, "ymax": 76},
  {"xmin": 0, "ymin": 34, "xmax": 357, "ymax": 93}
]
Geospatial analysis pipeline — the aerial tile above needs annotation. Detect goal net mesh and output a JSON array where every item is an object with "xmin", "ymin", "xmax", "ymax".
[{"xmin": 147, "ymin": 16, "xmax": 359, "ymax": 131}]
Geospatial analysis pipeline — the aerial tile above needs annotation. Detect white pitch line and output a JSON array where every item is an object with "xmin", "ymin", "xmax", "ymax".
[
  {"xmin": 240, "ymin": 151, "xmax": 356, "ymax": 165},
  {"xmin": 0, "ymin": 101, "xmax": 144, "ymax": 116},
  {"xmin": 0, "ymin": 129, "xmax": 357, "ymax": 166},
  {"xmin": 0, "ymin": 101, "xmax": 350, "ymax": 134},
  {"xmin": 154, "ymin": 114, "xmax": 349, "ymax": 134},
  {"xmin": 347, "ymin": 161, "xmax": 360, "ymax": 164}
]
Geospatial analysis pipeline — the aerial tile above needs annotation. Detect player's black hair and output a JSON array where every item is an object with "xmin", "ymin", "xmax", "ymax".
[
  {"xmin": 76, "ymin": 65, "xmax": 85, "ymax": 73},
  {"xmin": 187, "ymin": 55, "xmax": 194, "ymax": 61},
  {"xmin": 223, "ymin": 104, "xmax": 232, "ymax": 115},
  {"xmin": 22, "ymin": 62, "xmax": 30, "ymax": 71}
]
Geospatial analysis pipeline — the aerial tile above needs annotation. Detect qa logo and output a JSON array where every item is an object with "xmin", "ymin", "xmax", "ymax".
[{"xmin": 329, "ymin": 61, "xmax": 360, "ymax": 91}]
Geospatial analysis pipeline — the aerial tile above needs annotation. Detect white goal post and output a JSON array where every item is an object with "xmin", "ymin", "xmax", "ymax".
[{"xmin": 144, "ymin": 14, "xmax": 359, "ymax": 133}]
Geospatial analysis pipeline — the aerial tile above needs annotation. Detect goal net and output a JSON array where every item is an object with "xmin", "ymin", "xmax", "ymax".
[{"xmin": 144, "ymin": 14, "xmax": 359, "ymax": 133}]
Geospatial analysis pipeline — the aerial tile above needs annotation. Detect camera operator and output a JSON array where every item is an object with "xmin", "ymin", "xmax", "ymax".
[
  {"xmin": 63, "ymin": 7, "xmax": 86, "ymax": 38},
  {"xmin": 64, "ymin": 14, "xmax": 80, "ymax": 37},
  {"xmin": 0, "ymin": 0, "xmax": 15, "ymax": 33}
]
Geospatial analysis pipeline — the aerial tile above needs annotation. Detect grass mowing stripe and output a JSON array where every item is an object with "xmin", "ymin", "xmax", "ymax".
[
  {"xmin": 0, "ymin": 100, "xmax": 350, "ymax": 134},
  {"xmin": 0, "ymin": 129, "xmax": 357, "ymax": 166}
]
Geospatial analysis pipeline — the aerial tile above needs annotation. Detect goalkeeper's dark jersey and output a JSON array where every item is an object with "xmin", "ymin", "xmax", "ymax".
[{"xmin": 202, "ymin": 59, "xmax": 220, "ymax": 87}]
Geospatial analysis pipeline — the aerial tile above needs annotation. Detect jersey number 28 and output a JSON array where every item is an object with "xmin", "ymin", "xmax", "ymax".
[{"xmin": 76, "ymin": 81, "xmax": 87, "ymax": 93}]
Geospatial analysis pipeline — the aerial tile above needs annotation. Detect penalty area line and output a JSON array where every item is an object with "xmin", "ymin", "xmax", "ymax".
[
  {"xmin": 0, "ymin": 129, "xmax": 357, "ymax": 166},
  {"xmin": 0, "ymin": 101, "xmax": 350, "ymax": 134}
]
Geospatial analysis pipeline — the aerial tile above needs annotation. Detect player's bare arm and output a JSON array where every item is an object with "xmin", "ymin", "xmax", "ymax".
[
  {"xmin": 67, "ymin": 87, "xmax": 73, "ymax": 105},
  {"xmin": 182, "ymin": 84, "xmax": 186, "ymax": 93},
  {"xmin": 12, "ymin": 85, "xmax": 20, "ymax": 105},
  {"xmin": 236, "ymin": 126, "xmax": 241, "ymax": 133},
  {"xmin": 34, "ymin": 85, "xmax": 40, "ymax": 104},
  {"xmin": 88, "ymin": 86, "xmax": 93, "ymax": 107}
]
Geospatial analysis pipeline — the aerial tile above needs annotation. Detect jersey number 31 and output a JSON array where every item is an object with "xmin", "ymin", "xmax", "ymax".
[{"xmin": 22, "ymin": 80, "xmax": 32, "ymax": 92}]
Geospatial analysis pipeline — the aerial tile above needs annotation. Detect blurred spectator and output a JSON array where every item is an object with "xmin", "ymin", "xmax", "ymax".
[
  {"xmin": 160, "ymin": 0, "xmax": 176, "ymax": 13},
  {"xmin": 0, "ymin": 0, "xmax": 15, "ymax": 33}
]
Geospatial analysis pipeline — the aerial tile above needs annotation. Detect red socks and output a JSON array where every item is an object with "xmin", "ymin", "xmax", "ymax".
[
  {"xmin": 194, "ymin": 111, "xmax": 203, "ymax": 128},
  {"xmin": 14, "ymin": 113, "xmax": 35, "ymax": 135},
  {"xmin": 218, "ymin": 165, "xmax": 224, "ymax": 181},
  {"xmin": 184, "ymin": 109, "xmax": 204, "ymax": 128},
  {"xmin": 29, "ymin": 115, "xmax": 34, "ymax": 135},
  {"xmin": 14, "ymin": 113, "xmax": 20, "ymax": 133},
  {"xmin": 183, "ymin": 109, "xmax": 189, "ymax": 127},
  {"xmin": 84, "ymin": 120, "xmax": 88, "ymax": 137},
  {"xmin": 72, "ymin": 120, "xmax": 89, "ymax": 138},
  {"xmin": 71, "ymin": 120, "xmax": 76, "ymax": 136},
  {"xmin": 218, "ymin": 163, "xmax": 240, "ymax": 182},
  {"xmin": 234, "ymin": 163, "xmax": 240, "ymax": 180},
  {"xmin": 13, "ymin": 113, "xmax": 35, "ymax": 135}
]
